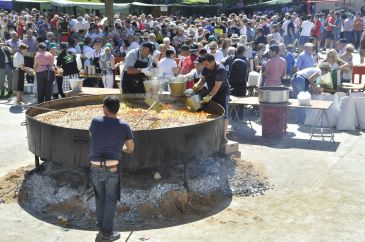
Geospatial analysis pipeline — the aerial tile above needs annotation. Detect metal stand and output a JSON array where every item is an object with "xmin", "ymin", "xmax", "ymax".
[
  {"xmin": 309, "ymin": 109, "xmax": 335, "ymax": 142},
  {"xmin": 35, "ymin": 155, "xmax": 40, "ymax": 170},
  {"xmin": 229, "ymin": 104, "xmax": 253, "ymax": 128}
]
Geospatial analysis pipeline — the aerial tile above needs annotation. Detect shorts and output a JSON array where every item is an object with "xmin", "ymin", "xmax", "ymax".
[
  {"xmin": 12, "ymin": 69, "xmax": 25, "ymax": 92},
  {"xmin": 325, "ymin": 31, "xmax": 334, "ymax": 40}
]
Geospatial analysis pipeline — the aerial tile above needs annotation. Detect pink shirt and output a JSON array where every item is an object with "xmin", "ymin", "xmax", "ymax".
[
  {"xmin": 264, "ymin": 56, "xmax": 286, "ymax": 86},
  {"xmin": 34, "ymin": 51, "xmax": 54, "ymax": 73}
]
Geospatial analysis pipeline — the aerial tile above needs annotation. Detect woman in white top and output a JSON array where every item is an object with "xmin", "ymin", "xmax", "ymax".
[
  {"xmin": 158, "ymin": 49, "xmax": 178, "ymax": 79},
  {"xmin": 82, "ymin": 37, "xmax": 95, "ymax": 67},
  {"xmin": 208, "ymin": 41, "xmax": 224, "ymax": 63},
  {"xmin": 13, "ymin": 43, "xmax": 32, "ymax": 104}
]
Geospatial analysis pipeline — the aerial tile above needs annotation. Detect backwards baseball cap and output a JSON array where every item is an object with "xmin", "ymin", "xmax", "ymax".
[{"xmin": 142, "ymin": 42, "xmax": 155, "ymax": 54}]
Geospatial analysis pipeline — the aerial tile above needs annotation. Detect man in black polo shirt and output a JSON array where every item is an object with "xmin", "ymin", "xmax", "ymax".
[
  {"xmin": 89, "ymin": 95, "xmax": 134, "ymax": 241},
  {"xmin": 193, "ymin": 53, "xmax": 230, "ymax": 143},
  {"xmin": 56, "ymin": 42, "xmax": 79, "ymax": 93}
]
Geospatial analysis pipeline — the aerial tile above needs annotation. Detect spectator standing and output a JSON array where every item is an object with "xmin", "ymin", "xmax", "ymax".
[
  {"xmin": 279, "ymin": 43, "xmax": 296, "ymax": 76},
  {"xmin": 34, "ymin": 42, "xmax": 55, "ymax": 103},
  {"xmin": 99, "ymin": 44, "xmax": 117, "ymax": 88},
  {"xmin": 263, "ymin": 45, "xmax": 286, "ymax": 86},
  {"xmin": 353, "ymin": 12, "xmax": 363, "ymax": 49},
  {"xmin": 299, "ymin": 15, "xmax": 314, "ymax": 52},
  {"xmin": 343, "ymin": 14, "xmax": 354, "ymax": 44},
  {"xmin": 324, "ymin": 11, "xmax": 336, "ymax": 49},
  {"xmin": 57, "ymin": 42, "xmax": 79, "ymax": 92},
  {"xmin": 295, "ymin": 43, "xmax": 315, "ymax": 71},
  {"xmin": 0, "ymin": 39, "xmax": 13, "ymax": 96}
]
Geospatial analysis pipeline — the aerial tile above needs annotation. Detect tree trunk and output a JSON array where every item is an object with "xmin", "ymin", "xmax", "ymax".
[{"xmin": 105, "ymin": 0, "xmax": 113, "ymax": 26}]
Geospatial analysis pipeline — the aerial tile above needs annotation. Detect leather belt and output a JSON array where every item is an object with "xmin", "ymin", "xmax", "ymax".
[{"xmin": 90, "ymin": 163, "xmax": 118, "ymax": 169}]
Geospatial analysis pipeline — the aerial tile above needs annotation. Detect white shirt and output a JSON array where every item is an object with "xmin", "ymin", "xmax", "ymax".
[
  {"xmin": 158, "ymin": 57, "xmax": 177, "ymax": 78},
  {"xmin": 282, "ymin": 20, "xmax": 290, "ymax": 35},
  {"xmin": 210, "ymin": 50, "xmax": 224, "ymax": 63},
  {"xmin": 13, "ymin": 52, "xmax": 24, "ymax": 68},
  {"xmin": 239, "ymin": 25, "xmax": 247, "ymax": 36},
  {"xmin": 297, "ymin": 67, "xmax": 321, "ymax": 79},
  {"xmin": 74, "ymin": 21, "xmax": 85, "ymax": 33},
  {"xmin": 300, "ymin": 20, "xmax": 314, "ymax": 37}
]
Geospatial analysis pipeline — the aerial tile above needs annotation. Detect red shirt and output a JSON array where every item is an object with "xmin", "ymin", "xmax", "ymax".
[
  {"xmin": 326, "ymin": 16, "xmax": 335, "ymax": 32},
  {"xmin": 311, "ymin": 20, "xmax": 321, "ymax": 37},
  {"xmin": 50, "ymin": 18, "xmax": 58, "ymax": 31},
  {"xmin": 353, "ymin": 18, "xmax": 363, "ymax": 32},
  {"xmin": 180, "ymin": 54, "xmax": 197, "ymax": 88},
  {"xmin": 16, "ymin": 22, "xmax": 25, "ymax": 39}
]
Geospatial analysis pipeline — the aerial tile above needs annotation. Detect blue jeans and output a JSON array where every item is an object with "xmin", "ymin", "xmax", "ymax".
[
  {"xmin": 91, "ymin": 167, "xmax": 120, "ymax": 236},
  {"xmin": 344, "ymin": 31, "xmax": 353, "ymax": 44},
  {"xmin": 354, "ymin": 31, "xmax": 362, "ymax": 48},
  {"xmin": 290, "ymin": 75, "xmax": 307, "ymax": 123}
]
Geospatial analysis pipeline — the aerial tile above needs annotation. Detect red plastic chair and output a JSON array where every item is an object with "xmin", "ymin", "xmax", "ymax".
[{"xmin": 352, "ymin": 65, "xmax": 365, "ymax": 84}]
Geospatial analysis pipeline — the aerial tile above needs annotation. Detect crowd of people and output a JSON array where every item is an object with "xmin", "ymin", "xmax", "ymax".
[
  {"xmin": 0, "ymin": 7, "xmax": 364, "ymax": 108},
  {"xmin": 1, "ymin": 7, "xmax": 365, "ymax": 241}
]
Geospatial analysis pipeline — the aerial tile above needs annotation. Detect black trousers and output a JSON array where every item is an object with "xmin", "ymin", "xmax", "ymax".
[
  {"xmin": 36, "ymin": 70, "xmax": 54, "ymax": 103},
  {"xmin": 24, "ymin": 56, "xmax": 34, "ymax": 83}
]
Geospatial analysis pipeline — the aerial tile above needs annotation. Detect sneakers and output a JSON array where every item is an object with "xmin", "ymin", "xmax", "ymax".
[{"xmin": 102, "ymin": 231, "xmax": 120, "ymax": 241}]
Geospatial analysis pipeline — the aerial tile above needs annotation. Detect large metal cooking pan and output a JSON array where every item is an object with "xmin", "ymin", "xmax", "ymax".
[
  {"xmin": 258, "ymin": 86, "xmax": 289, "ymax": 103},
  {"xmin": 25, "ymin": 94, "xmax": 225, "ymax": 171}
]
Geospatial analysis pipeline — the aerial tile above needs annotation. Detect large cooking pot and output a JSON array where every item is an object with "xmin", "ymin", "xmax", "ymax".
[
  {"xmin": 258, "ymin": 86, "xmax": 289, "ymax": 103},
  {"xmin": 169, "ymin": 80, "xmax": 186, "ymax": 97}
]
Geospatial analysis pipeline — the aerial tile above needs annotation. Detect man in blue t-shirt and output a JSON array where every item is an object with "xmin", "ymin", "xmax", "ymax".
[{"xmin": 89, "ymin": 95, "xmax": 134, "ymax": 241}]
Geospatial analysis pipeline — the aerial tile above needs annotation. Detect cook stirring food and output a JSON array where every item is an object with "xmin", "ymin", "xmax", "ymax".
[
  {"xmin": 122, "ymin": 42, "xmax": 155, "ymax": 93},
  {"xmin": 192, "ymin": 53, "xmax": 230, "ymax": 143},
  {"xmin": 89, "ymin": 95, "xmax": 134, "ymax": 242}
]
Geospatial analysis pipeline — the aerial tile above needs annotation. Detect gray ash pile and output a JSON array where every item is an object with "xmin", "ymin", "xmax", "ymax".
[{"xmin": 17, "ymin": 155, "xmax": 272, "ymax": 229}]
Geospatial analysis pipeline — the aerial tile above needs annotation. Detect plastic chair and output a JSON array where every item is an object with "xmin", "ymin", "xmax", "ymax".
[{"xmin": 352, "ymin": 65, "xmax": 365, "ymax": 84}]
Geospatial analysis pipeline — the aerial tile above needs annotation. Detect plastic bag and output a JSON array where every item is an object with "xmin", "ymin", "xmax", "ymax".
[
  {"xmin": 248, "ymin": 71, "xmax": 260, "ymax": 87},
  {"xmin": 304, "ymin": 93, "xmax": 339, "ymax": 127},
  {"xmin": 336, "ymin": 96, "xmax": 358, "ymax": 131},
  {"xmin": 297, "ymin": 91, "xmax": 311, "ymax": 106},
  {"xmin": 355, "ymin": 97, "xmax": 365, "ymax": 129},
  {"xmin": 52, "ymin": 80, "xmax": 58, "ymax": 94}
]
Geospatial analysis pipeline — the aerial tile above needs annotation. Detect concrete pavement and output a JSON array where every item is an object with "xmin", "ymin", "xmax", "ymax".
[{"xmin": 0, "ymin": 94, "xmax": 365, "ymax": 241}]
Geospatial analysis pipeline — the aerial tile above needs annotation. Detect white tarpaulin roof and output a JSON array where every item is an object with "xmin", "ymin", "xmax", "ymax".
[
  {"xmin": 14, "ymin": 0, "xmax": 130, "ymax": 10},
  {"xmin": 50, "ymin": 0, "xmax": 129, "ymax": 10},
  {"xmin": 14, "ymin": 0, "xmax": 50, "ymax": 3}
]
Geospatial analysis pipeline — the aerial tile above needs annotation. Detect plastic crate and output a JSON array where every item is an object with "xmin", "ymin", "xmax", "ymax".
[{"xmin": 261, "ymin": 105, "xmax": 287, "ymax": 138}]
